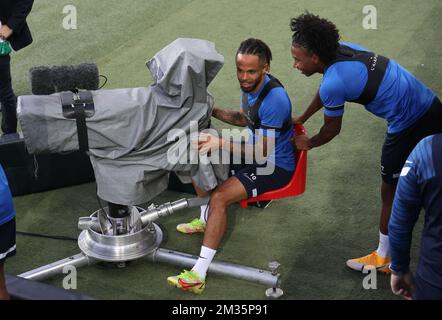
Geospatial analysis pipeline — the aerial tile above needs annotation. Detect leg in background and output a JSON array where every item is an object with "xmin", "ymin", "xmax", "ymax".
[{"xmin": 0, "ymin": 263, "xmax": 10, "ymax": 300}]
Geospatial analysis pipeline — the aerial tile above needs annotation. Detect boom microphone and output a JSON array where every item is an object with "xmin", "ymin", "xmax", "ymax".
[{"xmin": 29, "ymin": 63, "xmax": 100, "ymax": 95}]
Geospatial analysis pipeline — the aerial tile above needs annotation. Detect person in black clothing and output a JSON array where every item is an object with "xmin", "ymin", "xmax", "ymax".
[{"xmin": 0, "ymin": 0, "xmax": 34, "ymax": 136}]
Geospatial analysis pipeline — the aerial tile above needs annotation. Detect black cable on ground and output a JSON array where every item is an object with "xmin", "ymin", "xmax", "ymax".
[{"xmin": 16, "ymin": 231, "xmax": 77, "ymax": 241}]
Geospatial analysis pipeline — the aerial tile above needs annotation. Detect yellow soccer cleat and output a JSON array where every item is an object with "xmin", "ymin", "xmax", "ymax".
[
  {"xmin": 346, "ymin": 250, "xmax": 391, "ymax": 273},
  {"xmin": 167, "ymin": 270, "xmax": 206, "ymax": 295},
  {"xmin": 176, "ymin": 218, "xmax": 206, "ymax": 234}
]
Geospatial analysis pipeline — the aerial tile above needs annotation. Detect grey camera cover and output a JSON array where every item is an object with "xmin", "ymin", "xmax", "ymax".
[{"xmin": 18, "ymin": 38, "xmax": 229, "ymax": 205}]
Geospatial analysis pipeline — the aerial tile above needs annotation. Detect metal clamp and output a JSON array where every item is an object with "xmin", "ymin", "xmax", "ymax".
[{"xmin": 265, "ymin": 260, "xmax": 284, "ymax": 298}]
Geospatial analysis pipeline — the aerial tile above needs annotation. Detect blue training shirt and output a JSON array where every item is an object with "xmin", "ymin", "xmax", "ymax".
[
  {"xmin": 0, "ymin": 164, "xmax": 16, "ymax": 225},
  {"xmin": 320, "ymin": 42, "xmax": 436, "ymax": 134},
  {"xmin": 389, "ymin": 134, "xmax": 442, "ymax": 288},
  {"xmin": 241, "ymin": 74, "xmax": 295, "ymax": 171}
]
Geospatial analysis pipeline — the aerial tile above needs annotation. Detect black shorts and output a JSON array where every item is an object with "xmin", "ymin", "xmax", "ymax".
[
  {"xmin": 381, "ymin": 97, "xmax": 442, "ymax": 185},
  {"xmin": 230, "ymin": 162, "xmax": 293, "ymax": 198},
  {"xmin": 0, "ymin": 217, "xmax": 16, "ymax": 264}
]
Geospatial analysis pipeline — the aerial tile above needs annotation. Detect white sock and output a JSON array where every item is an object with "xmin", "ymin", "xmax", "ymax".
[
  {"xmin": 192, "ymin": 246, "xmax": 216, "ymax": 280},
  {"xmin": 199, "ymin": 205, "xmax": 209, "ymax": 223},
  {"xmin": 377, "ymin": 231, "xmax": 390, "ymax": 258}
]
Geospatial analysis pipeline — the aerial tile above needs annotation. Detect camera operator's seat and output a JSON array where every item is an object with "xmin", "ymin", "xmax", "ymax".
[{"xmin": 239, "ymin": 124, "xmax": 307, "ymax": 209}]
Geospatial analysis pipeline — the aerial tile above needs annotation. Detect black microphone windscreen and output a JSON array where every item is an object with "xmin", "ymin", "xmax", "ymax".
[{"xmin": 30, "ymin": 63, "xmax": 100, "ymax": 95}]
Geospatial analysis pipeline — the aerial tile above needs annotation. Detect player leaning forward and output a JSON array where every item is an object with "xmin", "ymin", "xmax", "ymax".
[{"xmin": 290, "ymin": 12, "xmax": 442, "ymax": 272}]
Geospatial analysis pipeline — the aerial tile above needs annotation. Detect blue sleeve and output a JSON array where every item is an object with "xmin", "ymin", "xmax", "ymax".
[
  {"xmin": 389, "ymin": 136, "xmax": 434, "ymax": 273},
  {"xmin": 258, "ymin": 88, "xmax": 291, "ymax": 139},
  {"xmin": 319, "ymin": 78, "xmax": 345, "ymax": 117},
  {"xmin": 0, "ymin": 165, "xmax": 16, "ymax": 225}
]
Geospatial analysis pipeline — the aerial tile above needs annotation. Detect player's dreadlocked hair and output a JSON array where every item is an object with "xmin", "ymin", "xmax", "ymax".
[
  {"xmin": 236, "ymin": 38, "xmax": 272, "ymax": 66},
  {"xmin": 290, "ymin": 12, "xmax": 340, "ymax": 65}
]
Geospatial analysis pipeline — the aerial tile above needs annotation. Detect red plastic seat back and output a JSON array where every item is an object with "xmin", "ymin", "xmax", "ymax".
[{"xmin": 239, "ymin": 124, "xmax": 307, "ymax": 208}]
